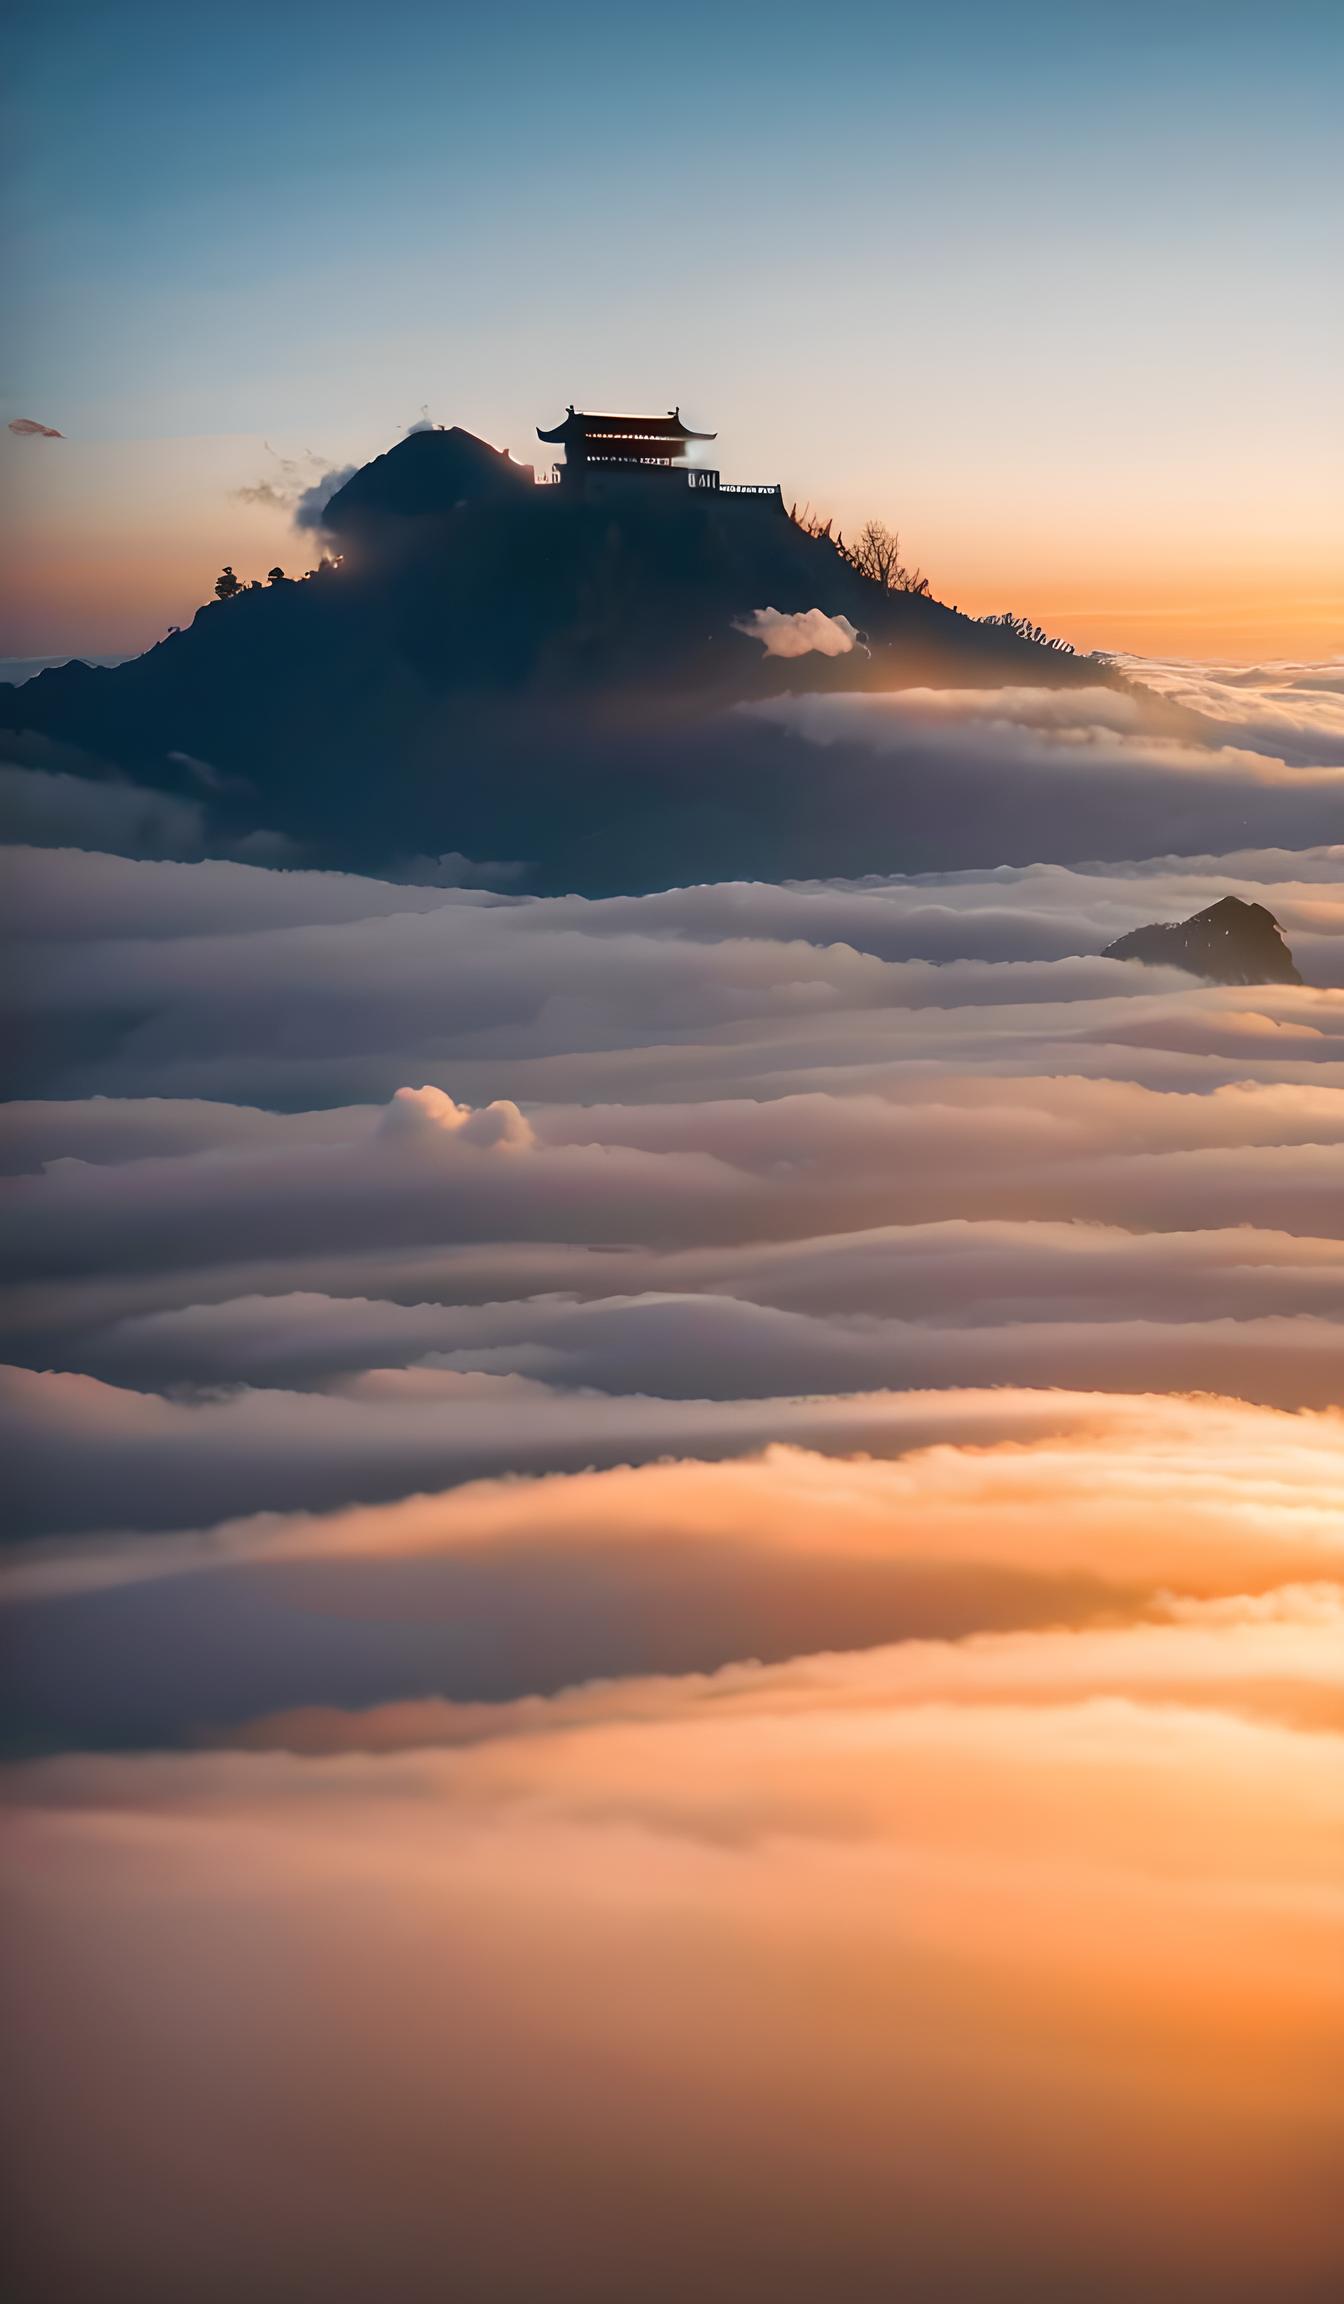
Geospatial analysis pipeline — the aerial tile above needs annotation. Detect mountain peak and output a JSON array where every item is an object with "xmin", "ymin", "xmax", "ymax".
[
  {"xmin": 1103, "ymin": 895, "xmax": 1302, "ymax": 984},
  {"xmin": 322, "ymin": 426, "xmax": 533, "ymax": 534}
]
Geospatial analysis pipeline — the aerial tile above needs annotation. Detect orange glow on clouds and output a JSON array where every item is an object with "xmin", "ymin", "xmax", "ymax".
[
  {"xmin": 6, "ymin": 1592, "xmax": 1342, "ymax": 2301},
  {"xmin": 5, "ymin": 1392, "xmax": 1342, "ymax": 2294}
]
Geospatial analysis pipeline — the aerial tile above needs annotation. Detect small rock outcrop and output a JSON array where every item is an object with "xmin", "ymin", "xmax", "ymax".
[{"xmin": 1103, "ymin": 896, "xmax": 1302, "ymax": 985}]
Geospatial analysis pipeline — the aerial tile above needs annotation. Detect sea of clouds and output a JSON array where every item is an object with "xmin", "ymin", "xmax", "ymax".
[{"xmin": 2, "ymin": 660, "xmax": 1342, "ymax": 2303}]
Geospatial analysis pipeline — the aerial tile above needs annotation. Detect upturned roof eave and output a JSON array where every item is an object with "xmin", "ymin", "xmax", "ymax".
[{"xmin": 537, "ymin": 410, "xmax": 717, "ymax": 445}]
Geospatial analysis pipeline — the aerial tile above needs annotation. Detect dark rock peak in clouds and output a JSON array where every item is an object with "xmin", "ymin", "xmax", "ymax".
[{"xmin": 1104, "ymin": 896, "xmax": 1303, "ymax": 985}]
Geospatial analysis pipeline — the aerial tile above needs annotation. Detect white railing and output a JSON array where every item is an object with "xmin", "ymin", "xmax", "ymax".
[{"xmin": 539, "ymin": 467, "xmax": 781, "ymax": 498}]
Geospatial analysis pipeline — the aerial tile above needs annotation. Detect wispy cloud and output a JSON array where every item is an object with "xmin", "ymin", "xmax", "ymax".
[
  {"xmin": 233, "ymin": 443, "xmax": 357, "ymax": 531},
  {"xmin": 1117, "ymin": 652, "xmax": 1344, "ymax": 766}
]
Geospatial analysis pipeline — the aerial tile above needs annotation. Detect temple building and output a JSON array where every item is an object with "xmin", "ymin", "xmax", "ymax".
[{"xmin": 537, "ymin": 406, "xmax": 780, "ymax": 503}]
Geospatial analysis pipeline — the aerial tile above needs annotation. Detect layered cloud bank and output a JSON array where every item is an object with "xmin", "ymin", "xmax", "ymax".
[
  {"xmin": 2, "ymin": 676, "xmax": 1342, "ymax": 2300},
  {"xmin": 7, "ymin": 1639, "xmax": 1341, "ymax": 2304},
  {"xmin": 6, "ymin": 655, "xmax": 1344, "ymax": 889}
]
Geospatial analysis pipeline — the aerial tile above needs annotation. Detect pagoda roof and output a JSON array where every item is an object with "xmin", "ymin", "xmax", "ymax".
[{"xmin": 537, "ymin": 406, "xmax": 716, "ymax": 446}]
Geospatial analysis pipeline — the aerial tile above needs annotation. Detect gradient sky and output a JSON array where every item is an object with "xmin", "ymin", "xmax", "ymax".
[{"xmin": 4, "ymin": 0, "xmax": 1342, "ymax": 660}]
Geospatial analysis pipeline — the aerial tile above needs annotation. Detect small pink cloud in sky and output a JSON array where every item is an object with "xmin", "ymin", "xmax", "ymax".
[{"xmin": 9, "ymin": 417, "xmax": 63, "ymax": 438}]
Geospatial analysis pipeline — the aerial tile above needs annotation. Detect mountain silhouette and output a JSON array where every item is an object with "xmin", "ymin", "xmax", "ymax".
[
  {"xmin": 1104, "ymin": 897, "xmax": 1303, "ymax": 984},
  {"xmin": 1, "ymin": 423, "xmax": 1125, "ymax": 889},
  {"xmin": 323, "ymin": 425, "xmax": 534, "ymax": 529}
]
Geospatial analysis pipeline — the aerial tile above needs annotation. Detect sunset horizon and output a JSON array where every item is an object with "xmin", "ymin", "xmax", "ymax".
[{"xmin": 6, "ymin": 395, "xmax": 1341, "ymax": 665}]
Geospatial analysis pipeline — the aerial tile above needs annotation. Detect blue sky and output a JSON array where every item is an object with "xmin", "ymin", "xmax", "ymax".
[{"xmin": 5, "ymin": 0, "xmax": 1342, "ymax": 654}]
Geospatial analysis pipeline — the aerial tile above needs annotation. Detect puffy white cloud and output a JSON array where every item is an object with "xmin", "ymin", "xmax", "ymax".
[
  {"xmin": 377, "ymin": 1082, "xmax": 535, "ymax": 1150},
  {"xmin": 732, "ymin": 606, "xmax": 864, "ymax": 657}
]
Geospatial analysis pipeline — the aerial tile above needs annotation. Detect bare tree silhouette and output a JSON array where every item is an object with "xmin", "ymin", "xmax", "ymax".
[
  {"xmin": 788, "ymin": 504, "xmax": 930, "ymax": 594},
  {"xmin": 847, "ymin": 519, "xmax": 930, "ymax": 596}
]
